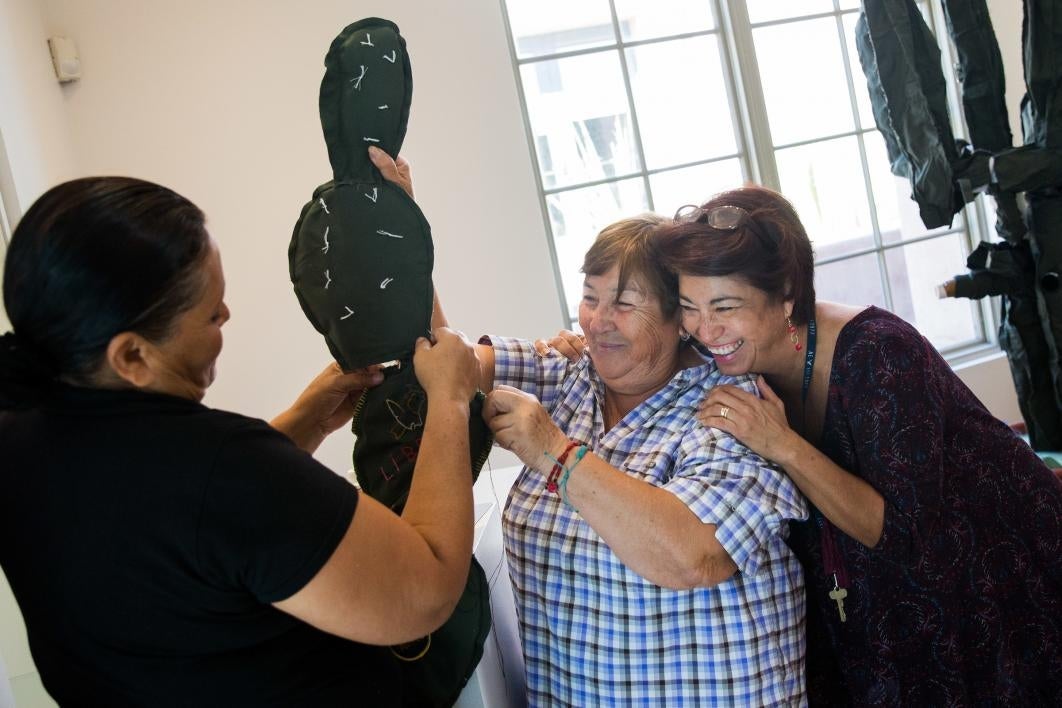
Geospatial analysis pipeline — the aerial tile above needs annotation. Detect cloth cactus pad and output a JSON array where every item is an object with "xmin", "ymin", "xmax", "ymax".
[{"xmin": 288, "ymin": 18, "xmax": 491, "ymax": 706}]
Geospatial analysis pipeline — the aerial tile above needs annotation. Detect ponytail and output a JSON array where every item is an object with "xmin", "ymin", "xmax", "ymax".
[{"xmin": 0, "ymin": 331, "xmax": 58, "ymax": 409}]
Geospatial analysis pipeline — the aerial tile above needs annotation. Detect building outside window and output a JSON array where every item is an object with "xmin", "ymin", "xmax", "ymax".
[{"xmin": 501, "ymin": 0, "xmax": 994, "ymax": 356}]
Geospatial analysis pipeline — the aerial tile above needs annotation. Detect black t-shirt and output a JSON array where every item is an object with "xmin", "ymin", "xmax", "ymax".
[{"xmin": 0, "ymin": 385, "xmax": 400, "ymax": 706}]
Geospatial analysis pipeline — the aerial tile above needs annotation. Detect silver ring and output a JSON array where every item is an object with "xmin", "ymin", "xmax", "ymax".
[{"xmin": 720, "ymin": 406, "xmax": 730, "ymax": 420}]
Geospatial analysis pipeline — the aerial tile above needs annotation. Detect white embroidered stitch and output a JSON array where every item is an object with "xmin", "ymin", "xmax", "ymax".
[
  {"xmin": 380, "ymin": 277, "xmax": 395, "ymax": 289},
  {"xmin": 386, "ymin": 397, "xmax": 424, "ymax": 434},
  {"xmin": 376, "ymin": 230, "xmax": 404, "ymax": 239},
  {"xmin": 321, "ymin": 226, "xmax": 331, "ymax": 253},
  {"xmin": 350, "ymin": 65, "xmax": 367, "ymax": 90},
  {"xmin": 324, "ymin": 269, "xmax": 332, "ymax": 289},
  {"xmin": 363, "ymin": 137, "xmax": 380, "ymax": 143},
  {"xmin": 378, "ymin": 105, "xmax": 389, "ymax": 110},
  {"xmin": 361, "ymin": 33, "xmax": 374, "ymax": 47},
  {"xmin": 383, "ymin": 50, "xmax": 396, "ymax": 63},
  {"xmin": 340, "ymin": 306, "xmax": 355, "ymax": 320},
  {"xmin": 318, "ymin": 198, "xmax": 330, "ymax": 214},
  {"xmin": 364, "ymin": 188, "xmax": 378, "ymax": 203}
]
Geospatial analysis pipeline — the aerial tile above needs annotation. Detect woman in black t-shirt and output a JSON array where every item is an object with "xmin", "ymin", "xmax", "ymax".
[{"xmin": 0, "ymin": 176, "xmax": 479, "ymax": 705}]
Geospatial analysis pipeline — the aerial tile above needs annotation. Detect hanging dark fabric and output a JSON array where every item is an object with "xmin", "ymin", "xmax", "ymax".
[
  {"xmin": 857, "ymin": 0, "xmax": 1062, "ymax": 448},
  {"xmin": 854, "ymin": 0, "xmax": 960, "ymax": 228}
]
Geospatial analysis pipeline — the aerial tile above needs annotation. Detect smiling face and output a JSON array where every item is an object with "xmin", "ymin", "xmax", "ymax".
[
  {"xmin": 579, "ymin": 264, "xmax": 682, "ymax": 400},
  {"xmin": 678, "ymin": 273, "xmax": 792, "ymax": 376},
  {"xmin": 147, "ymin": 242, "xmax": 229, "ymax": 400}
]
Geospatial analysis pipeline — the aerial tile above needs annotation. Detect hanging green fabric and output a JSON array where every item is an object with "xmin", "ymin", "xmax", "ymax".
[
  {"xmin": 289, "ymin": 18, "xmax": 492, "ymax": 706},
  {"xmin": 857, "ymin": 0, "xmax": 1062, "ymax": 449},
  {"xmin": 854, "ymin": 0, "xmax": 960, "ymax": 228}
]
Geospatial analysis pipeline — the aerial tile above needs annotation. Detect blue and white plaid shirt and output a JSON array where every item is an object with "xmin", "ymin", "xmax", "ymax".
[{"xmin": 490, "ymin": 337, "xmax": 808, "ymax": 707}]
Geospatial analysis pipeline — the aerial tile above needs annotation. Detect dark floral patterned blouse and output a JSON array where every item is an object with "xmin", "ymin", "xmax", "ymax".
[{"xmin": 788, "ymin": 306, "xmax": 1062, "ymax": 707}]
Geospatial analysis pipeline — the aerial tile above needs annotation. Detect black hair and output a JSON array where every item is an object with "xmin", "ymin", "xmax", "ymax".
[{"xmin": 0, "ymin": 176, "xmax": 209, "ymax": 408}]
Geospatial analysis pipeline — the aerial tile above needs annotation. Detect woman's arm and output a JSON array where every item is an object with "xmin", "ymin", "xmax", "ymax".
[
  {"xmin": 484, "ymin": 385, "xmax": 738, "ymax": 590},
  {"xmin": 562, "ymin": 452, "xmax": 739, "ymax": 589},
  {"xmin": 773, "ymin": 436, "xmax": 885, "ymax": 547},
  {"xmin": 273, "ymin": 328, "xmax": 479, "ymax": 644},
  {"xmin": 701, "ymin": 379, "xmax": 885, "ymax": 547},
  {"xmin": 369, "ymin": 146, "xmax": 496, "ymax": 393}
]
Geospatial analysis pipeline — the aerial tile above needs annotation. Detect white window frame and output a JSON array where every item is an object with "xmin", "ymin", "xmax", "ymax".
[{"xmin": 500, "ymin": 0, "xmax": 1000, "ymax": 363}]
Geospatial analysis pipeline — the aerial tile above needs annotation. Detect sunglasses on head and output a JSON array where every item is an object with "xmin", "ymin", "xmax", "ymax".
[{"xmin": 675, "ymin": 203, "xmax": 778, "ymax": 250}]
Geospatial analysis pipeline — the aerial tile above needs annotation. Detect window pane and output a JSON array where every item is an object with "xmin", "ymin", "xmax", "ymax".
[
  {"xmin": 547, "ymin": 178, "xmax": 650, "ymax": 317},
  {"xmin": 815, "ymin": 253, "xmax": 888, "ymax": 309},
  {"xmin": 505, "ymin": 0, "xmax": 615, "ymax": 59},
  {"xmin": 884, "ymin": 235, "xmax": 981, "ymax": 350},
  {"xmin": 842, "ymin": 13, "xmax": 876, "ymax": 131},
  {"xmin": 614, "ymin": 0, "xmax": 715, "ymax": 41},
  {"xmin": 863, "ymin": 132, "xmax": 957, "ymax": 243},
  {"xmin": 746, "ymin": 0, "xmax": 834, "ymax": 24},
  {"xmin": 521, "ymin": 51, "xmax": 642, "ymax": 190},
  {"xmin": 626, "ymin": 36, "xmax": 737, "ymax": 169},
  {"xmin": 776, "ymin": 135, "xmax": 874, "ymax": 260},
  {"xmin": 755, "ymin": 18, "xmax": 855, "ymax": 145},
  {"xmin": 649, "ymin": 159, "xmax": 744, "ymax": 218},
  {"xmin": 839, "ymin": 0, "xmax": 860, "ymax": 9}
]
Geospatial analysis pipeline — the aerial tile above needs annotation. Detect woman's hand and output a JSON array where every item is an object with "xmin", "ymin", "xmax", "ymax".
[
  {"xmin": 482, "ymin": 385, "xmax": 569, "ymax": 474},
  {"xmin": 307, "ymin": 363, "xmax": 385, "ymax": 436},
  {"xmin": 699, "ymin": 376, "xmax": 801, "ymax": 465},
  {"xmin": 533, "ymin": 329, "xmax": 586, "ymax": 361},
  {"xmin": 368, "ymin": 146, "xmax": 414, "ymax": 199},
  {"xmin": 272, "ymin": 363, "xmax": 384, "ymax": 452},
  {"xmin": 413, "ymin": 327, "xmax": 478, "ymax": 405}
]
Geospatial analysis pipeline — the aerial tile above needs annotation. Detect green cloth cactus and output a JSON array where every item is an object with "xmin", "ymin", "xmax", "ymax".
[
  {"xmin": 290, "ymin": 18, "xmax": 430, "ymax": 369},
  {"xmin": 289, "ymin": 18, "xmax": 491, "ymax": 706}
]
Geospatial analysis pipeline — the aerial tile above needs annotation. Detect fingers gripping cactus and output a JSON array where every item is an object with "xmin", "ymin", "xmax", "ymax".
[{"xmin": 288, "ymin": 18, "xmax": 490, "ymax": 706}]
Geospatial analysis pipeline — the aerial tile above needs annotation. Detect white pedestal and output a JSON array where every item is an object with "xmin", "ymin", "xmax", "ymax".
[{"xmin": 454, "ymin": 466, "xmax": 526, "ymax": 708}]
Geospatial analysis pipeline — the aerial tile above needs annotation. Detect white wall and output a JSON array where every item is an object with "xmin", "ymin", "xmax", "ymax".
[
  {"xmin": 40, "ymin": 0, "xmax": 558, "ymax": 472},
  {"xmin": 0, "ymin": 0, "xmax": 80, "ymax": 338},
  {"xmin": 0, "ymin": 0, "xmax": 77, "ymax": 210},
  {"xmin": 0, "ymin": 0, "xmax": 76, "ymax": 704}
]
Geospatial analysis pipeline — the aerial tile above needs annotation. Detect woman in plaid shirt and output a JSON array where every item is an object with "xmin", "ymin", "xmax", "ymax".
[
  {"xmin": 480, "ymin": 219, "xmax": 808, "ymax": 705},
  {"xmin": 373, "ymin": 149, "xmax": 809, "ymax": 705}
]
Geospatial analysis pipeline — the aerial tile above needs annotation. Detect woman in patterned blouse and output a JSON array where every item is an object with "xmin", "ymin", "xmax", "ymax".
[{"xmin": 651, "ymin": 186, "xmax": 1062, "ymax": 706}]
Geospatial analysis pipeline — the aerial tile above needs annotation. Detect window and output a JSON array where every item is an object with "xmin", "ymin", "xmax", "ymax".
[{"xmin": 501, "ymin": 0, "xmax": 993, "ymax": 355}]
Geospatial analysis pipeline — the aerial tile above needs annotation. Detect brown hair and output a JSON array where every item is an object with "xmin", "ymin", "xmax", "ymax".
[
  {"xmin": 582, "ymin": 213, "xmax": 678, "ymax": 318},
  {"xmin": 655, "ymin": 186, "xmax": 816, "ymax": 324}
]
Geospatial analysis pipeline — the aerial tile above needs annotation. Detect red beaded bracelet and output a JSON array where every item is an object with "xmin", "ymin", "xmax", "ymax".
[{"xmin": 545, "ymin": 440, "xmax": 580, "ymax": 493}]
